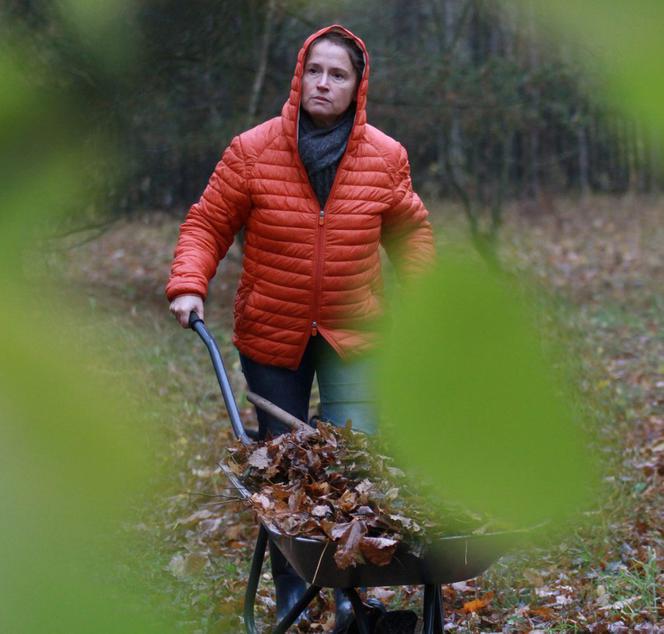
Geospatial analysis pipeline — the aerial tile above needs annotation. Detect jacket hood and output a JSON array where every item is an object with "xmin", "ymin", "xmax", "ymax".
[{"xmin": 281, "ymin": 25, "xmax": 370, "ymax": 152}]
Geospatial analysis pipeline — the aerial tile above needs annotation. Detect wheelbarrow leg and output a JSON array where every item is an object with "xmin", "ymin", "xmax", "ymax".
[
  {"xmin": 244, "ymin": 525, "xmax": 321, "ymax": 634},
  {"xmin": 422, "ymin": 584, "xmax": 444, "ymax": 634},
  {"xmin": 244, "ymin": 525, "xmax": 269, "ymax": 634},
  {"xmin": 272, "ymin": 584, "xmax": 321, "ymax": 634},
  {"xmin": 342, "ymin": 588, "xmax": 373, "ymax": 634}
]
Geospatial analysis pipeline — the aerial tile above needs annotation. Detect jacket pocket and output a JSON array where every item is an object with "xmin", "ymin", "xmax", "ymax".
[{"xmin": 233, "ymin": 278, "xmax": 254, "ymax": 329}]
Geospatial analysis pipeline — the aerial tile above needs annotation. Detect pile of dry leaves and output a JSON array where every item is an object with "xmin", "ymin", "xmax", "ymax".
[{"xmin": 226, "ymin": 421, "xmax": 499, "ymax": 570}]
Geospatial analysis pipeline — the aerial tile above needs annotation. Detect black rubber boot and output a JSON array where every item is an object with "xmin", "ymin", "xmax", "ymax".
[
  {"xmin": 331, "ymin": 589, "xmax": 355, "ymax": 633},
  {"xmin": 270, "ymin": 540, "xmax": 308, "ymax": 624},
  {"xmin": 332, "ymin": 591, "xmax": 386, "ymax": 634}
]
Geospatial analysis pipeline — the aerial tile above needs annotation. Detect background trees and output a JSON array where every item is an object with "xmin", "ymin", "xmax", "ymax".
[{"xmin": 3, "ymin": 0, "xmax": 661, "ymax": 218}]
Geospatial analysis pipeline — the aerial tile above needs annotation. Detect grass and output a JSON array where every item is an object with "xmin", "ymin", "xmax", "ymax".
[{"xmin": 594, "ymin": 547, "xmax": 660, "ymax": 620}]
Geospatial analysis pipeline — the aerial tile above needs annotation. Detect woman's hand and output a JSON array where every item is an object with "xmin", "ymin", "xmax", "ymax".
[{"xmin": 169, "ymin": 294, "xmax": 204, "ymax": 328}]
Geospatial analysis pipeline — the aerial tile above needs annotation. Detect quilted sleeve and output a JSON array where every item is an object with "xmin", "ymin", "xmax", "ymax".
[
  {"xmin": 381, "ymin": 144, "xmax": 435, "ymax": 279},
  {"xmin": 166, "ymin": 136, "xmax": 251, "ymax": 301}
]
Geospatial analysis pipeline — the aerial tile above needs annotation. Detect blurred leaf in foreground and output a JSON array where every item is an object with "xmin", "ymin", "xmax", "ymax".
[
  {"xmin": 0, "ymin": 307, "xmax": 166, "ymax": 634},
  {"xmin": 377, "ymin": 254, "xmax": 597, "ymax": 528},
  {"xmin": 522, "ymin": 0, "xmax": 664, "ymax": 137},
  {"xmin": 0, "ymin": 5, "xmax": 173, "ymax": 633}
]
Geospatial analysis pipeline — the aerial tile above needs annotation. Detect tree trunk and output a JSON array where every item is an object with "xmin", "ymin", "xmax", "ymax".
[
  {"xmin": 647, "ymin": 127, "xmax": 660, "ymax": 193},
  {"xmin": 246, "ymin": 0, "xmax": 277, "ymax": 127},
  {"xmin": 526, "ymin": 0, "xmax": 541, "ymax": 200},
  {"xmin": 577, "ymin": 114, "xmax": 590, "ymax": 196}
]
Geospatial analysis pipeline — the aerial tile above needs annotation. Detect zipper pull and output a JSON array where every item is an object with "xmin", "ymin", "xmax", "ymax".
[
  {"xmin": 311, "ymin": 321, "xmax": 318, "ymax": 336},
  {"xmin": 319, "ymin": 209, "xmax": 325, "ymax": 226}
]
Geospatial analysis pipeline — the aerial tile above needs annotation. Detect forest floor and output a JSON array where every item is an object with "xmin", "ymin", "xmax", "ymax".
[{"xmin": 51, "ymin": 195, "xmax": 662, "ymax": 633}]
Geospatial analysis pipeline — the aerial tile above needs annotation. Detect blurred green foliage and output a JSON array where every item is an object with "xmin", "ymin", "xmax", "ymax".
[
  {"xmin": 0, "ymin": 1, "xmax": 172, "ymax": 632},
  {"xmin": 528, "ymin": 0, "xmax": 664, "ymax": 139},
  {"xmin": 57, "ymin": 0, "xmax": 137, "ymax": 73},
  {"xmin": 378, "ymin": 255, "xmax": 596, "ymax": 528},
  {"xmin": 0, "ymin": 308, "xmax": 165, "ymax": 633}
]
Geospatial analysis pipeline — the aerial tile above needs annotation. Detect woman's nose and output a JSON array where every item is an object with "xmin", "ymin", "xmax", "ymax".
[{"xmin": 317, "ymin": 72, "xmax": 330, "ymax": 89}]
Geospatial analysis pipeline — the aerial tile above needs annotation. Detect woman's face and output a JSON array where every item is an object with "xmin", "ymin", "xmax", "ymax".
[{"xmin": 301, "ymin": 40, "xmax": 358, "ymax": 128}]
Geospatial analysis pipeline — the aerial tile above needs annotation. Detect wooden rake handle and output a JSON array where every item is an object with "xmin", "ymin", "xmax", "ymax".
[{"xmin": 246, "ymin": 391, "xmax": 316, "ymax": 437}]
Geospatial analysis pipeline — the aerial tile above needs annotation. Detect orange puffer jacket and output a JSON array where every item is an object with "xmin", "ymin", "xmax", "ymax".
[{"xmin": 166, "ymin": 25, "xmax": 434, "ymax": 369}]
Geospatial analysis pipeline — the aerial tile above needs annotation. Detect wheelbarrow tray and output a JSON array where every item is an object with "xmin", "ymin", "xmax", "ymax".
[{"xmin": 222, "ymin": 464, "xmax": 523, "ymax": 588}]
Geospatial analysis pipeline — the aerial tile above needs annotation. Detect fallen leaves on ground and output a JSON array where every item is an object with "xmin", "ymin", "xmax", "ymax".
[
  {"xmin": 50, "ymin": 198, "xmax": 663, "ymax": 632},
  {"xmin": 462, "ymin": 591, "xmax": 494, "ymax": 613}
]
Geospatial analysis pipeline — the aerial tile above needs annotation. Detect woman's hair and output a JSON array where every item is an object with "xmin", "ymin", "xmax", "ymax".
[{"xmin": 309, "ymin": 32, "xmax": 365, "ymax": 84}]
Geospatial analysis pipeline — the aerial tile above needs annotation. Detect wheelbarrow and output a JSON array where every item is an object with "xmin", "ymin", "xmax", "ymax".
[{"xmin": 189, "ymin": 312, "xmax": 529, "ymax": 633}]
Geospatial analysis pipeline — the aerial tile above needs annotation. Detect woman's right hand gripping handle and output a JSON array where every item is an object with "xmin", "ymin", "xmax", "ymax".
[{"xmin": 169, "ymin": 294, "xmax": 204, "ymax": 328}]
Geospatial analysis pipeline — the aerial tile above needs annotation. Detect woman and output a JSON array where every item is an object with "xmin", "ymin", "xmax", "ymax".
[{"xmin": 167, "ymin": 25, "xmax": 434, "ymax": 631}]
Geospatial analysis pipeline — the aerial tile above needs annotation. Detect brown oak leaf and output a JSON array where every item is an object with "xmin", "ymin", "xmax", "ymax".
[
  {"xmin": 333, "ymin": 520, "xmax": 368, "ymax": 569},
  {"xmin": 359, "ymin": 536, "xmax": 398, "ymax": 566}
]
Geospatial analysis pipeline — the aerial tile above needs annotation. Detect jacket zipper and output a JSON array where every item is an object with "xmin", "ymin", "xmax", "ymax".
[
  {"xmin": 294, "ymin": 109, "xmax": 357, "ymax": 340},
  {"xmin": 309, "ymin": 156, "xmax": 350, "ymax": 335},
  {"xmin": 311, "ymin": 208, "xmax": 326, "ymax": 335}
]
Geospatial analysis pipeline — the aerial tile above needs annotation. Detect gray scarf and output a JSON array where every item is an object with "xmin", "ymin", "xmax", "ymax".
[{"xmin": 298, "ymin": 106, "xmax": 355, "ymax": 208}]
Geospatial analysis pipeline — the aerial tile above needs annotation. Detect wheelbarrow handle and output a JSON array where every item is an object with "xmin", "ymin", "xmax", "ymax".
[{"xmin": 188, "ymin": 311, "xmax": 253, "ymax": 446}]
